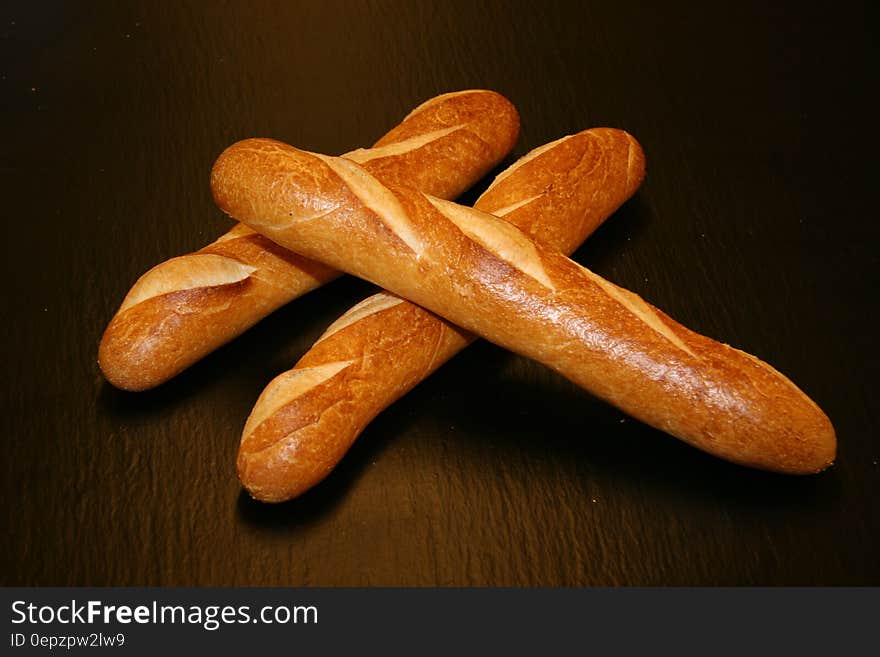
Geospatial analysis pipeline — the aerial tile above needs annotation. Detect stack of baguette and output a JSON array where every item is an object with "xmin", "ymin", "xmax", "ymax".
[{"xmin": 99, "ymin": 90, "xmax": 835, "ymax": 504}]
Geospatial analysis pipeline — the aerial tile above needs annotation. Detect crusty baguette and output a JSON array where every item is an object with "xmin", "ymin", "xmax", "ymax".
[
  {"xmin": 237, "ymin": 129, "xmax": 644, "ymax": 501},
  {"xmin": 212, "ymin": 137, "xmax": 836, "ymax": 477},
  {"xmin": 98, "ymin": 90, "xmax": 519, "ymax": 391}
]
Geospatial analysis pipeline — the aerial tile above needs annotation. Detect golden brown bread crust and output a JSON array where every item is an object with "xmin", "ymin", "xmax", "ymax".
[
  {"xmin": 237, "ymin": 129, "xmax": 645, "ymax": 501},
  {"xmin": 348, "ymin": 90, "xmax": 521, "ymax": 201},
  {"xmin": 98, "ymin": 232, "xmax": 338, "ymax": 392},
  {"xmin": 98, "ymin": 90, "xmax": 519, "ymax": 391},
  {"xmin": 212, "ymin": 136, "xmax": 836, "ymax": 481}
]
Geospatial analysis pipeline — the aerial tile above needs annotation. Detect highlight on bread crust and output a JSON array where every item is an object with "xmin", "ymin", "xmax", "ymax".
[
  {"xmin": 211, "ymin": 135, "xmax": 835, "ymax": 491},
  {"xmin": 98, "ymin": 90, "xmax": 520, "ymax": 391}
]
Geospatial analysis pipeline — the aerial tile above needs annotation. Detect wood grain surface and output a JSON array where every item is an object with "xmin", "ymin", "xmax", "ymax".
[{"xmin": 2, "ymin": 0, "xmax": 877, "ymax": 585}]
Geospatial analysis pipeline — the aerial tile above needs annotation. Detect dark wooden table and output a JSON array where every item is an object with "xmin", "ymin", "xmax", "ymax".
[{"xmin": 3, "ymin": 0, "xmax": 877, "ymax": 586}]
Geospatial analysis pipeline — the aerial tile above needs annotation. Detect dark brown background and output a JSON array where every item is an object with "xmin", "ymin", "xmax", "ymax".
[{"xmin": 2, "ymin": 0, "xmax": 877, "ymax": 586}]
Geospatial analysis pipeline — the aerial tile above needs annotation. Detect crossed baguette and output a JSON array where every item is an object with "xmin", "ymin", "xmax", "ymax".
[
  {"xmin": 237, "ymin": 128, "xmax": 646, "ymax": 501},
  {"xmin": 98, "ymin": 89, "xmax": 836, "ymax": 501}
]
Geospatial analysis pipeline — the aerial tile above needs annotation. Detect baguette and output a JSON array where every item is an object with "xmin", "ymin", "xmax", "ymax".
[
  {"xmin": 98, "ymin": 90, "xmax": 519, "ymax": 391},
  {"xmin": 237, "ymin": 129, "xmax": 644, "ymax": 501},
  {"xmin": 212, "ymin": 137, "xmax": 836, "ymax": 477}
]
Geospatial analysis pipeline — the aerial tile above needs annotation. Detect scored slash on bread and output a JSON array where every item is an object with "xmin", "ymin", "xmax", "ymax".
[
  {"xmin": 212, "ymin": 133, "xmax": 836, "ymax": 498},
  {"xmin": 98, "ymin": 90, "xmax": 520, "ymax": 391},
  {"xmin": 237, "ymin": 129, "xmax": 645, "ymax": 502}
]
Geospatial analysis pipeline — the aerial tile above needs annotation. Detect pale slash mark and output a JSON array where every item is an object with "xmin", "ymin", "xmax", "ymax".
[
  {"xmin": 401, "ymin": 90, "xmax": 488, "ymax": 121},
  {"xmin": 343, "ymin": 126, "xmax": 464, "ymax": 164},
  {"xmin": 625, "ymin": 136, "xmax": 636, "ymax": 191},
  {"xmin": 119, "ymin": 254, "xmax": 257, "ymax": 313},
  {"xmin": 242, "ymin": 360, "xmax": 356, "ymax": 443},
  {"xmin": 314, "ymin": 154, "xmax": 425, "ymax": 256},
  {"xmin": 572, "ymin": 262, "xmax": 698, "ymax": 358},
  {"xmin": 213, "ymin": 223, "xmax": 257, "ymax": 243},
  {"xmin": 483, "ymin": 134, "xmax": 574, "ymax": 194},
  {"xmin": 425, "ymin": 196, "xmax": 556, "ymax": 291},
  {"xmin": 483, "ymin": 193, "xmax": 544, "ymax": 217},
  {"xmin": 314, "ymin": 292, "xmax": 406, "ymax": 345}
]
